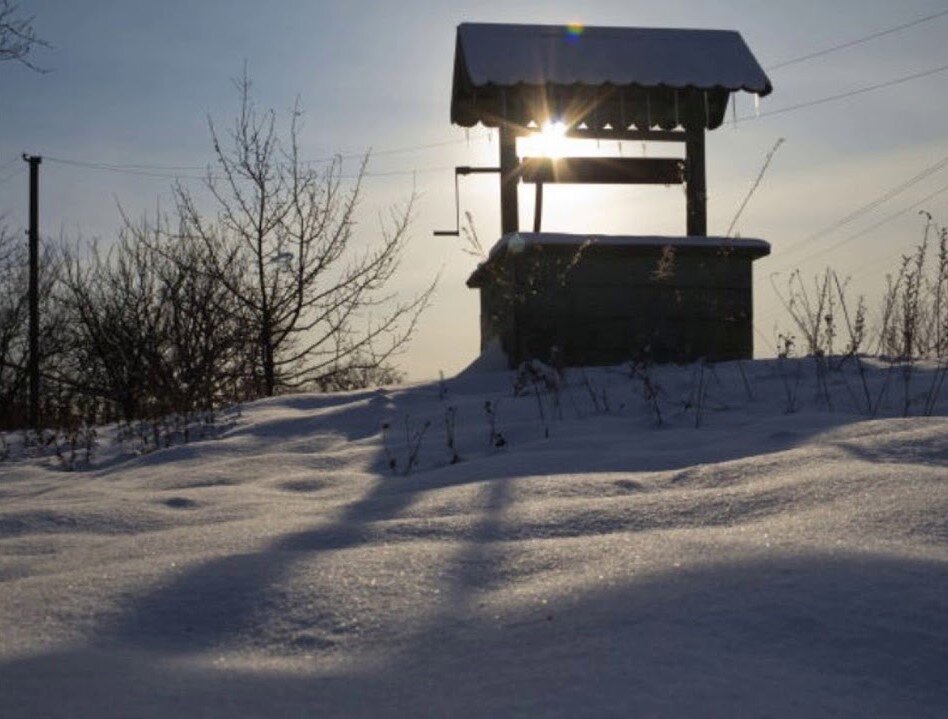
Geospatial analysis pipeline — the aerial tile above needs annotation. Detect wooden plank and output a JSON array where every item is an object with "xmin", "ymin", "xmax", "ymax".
[{"xmin": 519, "ymin": 157, "xmax": 684, "ymax": 185}]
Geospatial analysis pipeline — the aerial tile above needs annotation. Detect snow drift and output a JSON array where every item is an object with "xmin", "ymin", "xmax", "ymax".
[{"xmin": 1, "ymin": 358, "xmax": 946, "ymax": 717}]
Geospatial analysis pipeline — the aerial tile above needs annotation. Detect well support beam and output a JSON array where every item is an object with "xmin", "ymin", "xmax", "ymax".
[
  {"xmin": 533, "ymin": 183, "xmax": 543, "ymax": 232},
  {"xmin": 685, "ymin": 126, "xmax": 707, "ymax": 236},
  {"xmin": 499, "ymin": 126, "xmax": 520, "ymax": 235}
]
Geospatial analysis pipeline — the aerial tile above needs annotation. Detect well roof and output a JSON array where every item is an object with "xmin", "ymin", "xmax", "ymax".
[{"xmin": 451, "ymin": 23, "xmax": 772, "ymax": 130}]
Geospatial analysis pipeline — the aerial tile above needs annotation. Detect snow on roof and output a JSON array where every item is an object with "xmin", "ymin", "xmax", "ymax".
[
  {"xmin": 451, "ymin": 23, "xmax": 772, "ymax": 130},
  {"xmin": 455, "ymin": 23, "xmax": 772, "ymax": 94}
]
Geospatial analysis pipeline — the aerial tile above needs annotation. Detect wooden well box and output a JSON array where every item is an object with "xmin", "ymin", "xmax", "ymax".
[{"xmin": 468, "ymin": 233, "xmax": 770, "ymax": 366}]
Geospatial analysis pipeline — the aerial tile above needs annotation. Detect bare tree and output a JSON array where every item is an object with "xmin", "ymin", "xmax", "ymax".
[
  {"xmin": 172, "ymin": 70, "xmax": 433, "ymax": 396},
  {"xmin": 0, "ymin": 224, "xmax": 28, "ymax": 424},
  {"xmin": 60, "ymin": 221, "xmax": 254, "ymax": 420},
  {"xmin": 0, "ymin": 0, "xmax": 48, "ymax": 71},
  {"xmin": 0, "ymin": 222, "xmax": 64, "ymax": 428}
]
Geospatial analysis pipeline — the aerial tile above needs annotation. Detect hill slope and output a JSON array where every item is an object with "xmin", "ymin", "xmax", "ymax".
[{"xmin": 1, "ymin": 359, "xmax": 947, "ymax": 717}]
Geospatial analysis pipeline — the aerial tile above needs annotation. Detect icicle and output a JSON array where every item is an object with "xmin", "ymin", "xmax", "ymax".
[
  {"xmin": 465, "ymin": 128, "xmax": 470, "ymax": 146},
  {"xmin": 703, "ymin": 91, "xmax": 709, "ymax": 128},
  {"xmin": 674, "ymin": 90, "xmax": 680, "ymax": 129},
  {"xmin": 754, "ymin": 93, "xmax": 761, "ymax": 117},
  {"xmin": 617, "ymin": 141, "xmax": 623, "ymax": 157},
  {"xmin": 731, "ymin": 93, "xmax": 738, "ymax": 129},
  {"xmin": 641, "ymin": 142, "xmax": 647, "ymax": 157}
]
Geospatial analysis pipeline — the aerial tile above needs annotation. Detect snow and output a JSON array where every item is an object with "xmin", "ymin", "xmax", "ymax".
[
  {"xmin": 1, "ymin": 357, "xmax": 947, "ymax": 717},
  {"xmin": 483, "ymin": 232, "xmax": 771, "ymax": 260},
  {"xmin": 456, "ymin": 23, "xmax": 773, "ymax": 96}
]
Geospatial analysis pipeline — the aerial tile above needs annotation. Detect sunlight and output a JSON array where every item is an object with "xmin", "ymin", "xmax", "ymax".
[{"xmin": 522, "ymin": 120, "xmax": 568, "ymax": 159}]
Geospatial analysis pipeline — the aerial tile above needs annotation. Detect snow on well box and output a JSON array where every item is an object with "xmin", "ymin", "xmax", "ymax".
[{"xmin": 467, "ymin": 233, "xmax": 770, "ymax": 366}]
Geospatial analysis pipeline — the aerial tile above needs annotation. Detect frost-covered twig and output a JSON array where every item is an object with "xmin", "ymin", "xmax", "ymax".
[
  {"xmin": 484, "ymin": 400, "xmax": 506, "ymax": 450},
  {"xmin": 402, "ymin": 416, "xmax": 431, "ymax": 475},
  {"xmin": 923, "ymin": 358, "xmax": 948, "ymax": 416},
  {"xmin": 444, "ymin": 405, "xmax": 461, "ymax": 464},
  {"xmin": 628, "ymin": 361, "xmax": 663, "ymax": 426}
]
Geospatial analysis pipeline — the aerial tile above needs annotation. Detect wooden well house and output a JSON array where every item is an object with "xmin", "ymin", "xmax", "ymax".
[{"xmin": 441, "ymin": 23, "xmax": 774, "ymax": 366}]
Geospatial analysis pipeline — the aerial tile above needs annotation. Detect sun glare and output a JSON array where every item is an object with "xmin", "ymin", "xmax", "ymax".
[{"xmin": 524, "ymin": 120, "xmax": 568, "ymax": 158}]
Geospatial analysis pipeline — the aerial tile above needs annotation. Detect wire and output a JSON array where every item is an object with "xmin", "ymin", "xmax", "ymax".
[
  {"xmin": 38, "ymin": 58, "xmax": 948, "ymax": 181},
  {"xmin": 740, "ymin": 160, "xmax": 941, "ymax": 338},
  {"xmin": 770, "ymin": 177, "xmax": 948, "ymax": 274},
  {"xmin": 347, "ymin": 133, "xmax": 489, "ymax": 161},
  {"xmin": 773, "ymin": 151, "xmax": 948, "ymax": 261},
  {"xmin": 27, "ymin": 53, "xmax": 948, "ymax": 183},
  {"xmin": 43, "ymin": 156, "xmax": 204, "ymax": 180},
  {"xmin": 742, "ymin": 61, "xmax": 948, "ymax": 122},
  {"xmin": 754, "ymin": 184, "xmax": 948, "ymax": 330},
  {"xmin": 766, "ymin": 8, "xmax": 948, "ymax": 71},
  {"xmin": 39, "ymin": 131, "xmax": 491, "ymax": 175},
  {"xmin": 42, "ymin": 155, "xmax": 456, "ymax": 181},
  {"xmin": 726, "ymin": 137, "xmax": 785, "ymax": 237},
  {"xmin": 0, "ymin": 157, "xmax": 21, "ymax": 174},
  {"xmin": 0, "ymin": 167, "xmax": 24, "ymax": 188}
]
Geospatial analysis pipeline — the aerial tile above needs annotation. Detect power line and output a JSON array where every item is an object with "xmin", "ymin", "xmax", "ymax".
[
  {"xmin": 766, "ymin": 8, "xmax": 948, "ymax": 71},
  {"xmin": 42, "ymin": 156, "xmax": 204, "ymax": 180},
  {"xmin": 771, "ymin": 151, "xmax": 948, "ymax": 261},
  {"xmin": 771, "ymin": 177, "xmax": 948, "ymax": 274},
  {"xmin": 743, "ymin": 61, "xmax": 948, "ymax": 122},
  {"xmin": 726, "ymin": 137, "xmax": 784, "ymax": 237},
  {"xmin": 40, "ymin": 58, "xmax": 948, "ymax": 180},
  {"xmin": 347, "ymin": 133, "xmax": 490, "ymax": 161},
  {"xmin": 754, "ymin": 183, "xmax": 948, "ymax": 329},
  {"xmin": 42, "ymin": 155, "xmax": 456, "ymax": 181},
  {"xmin": 0, "ymin": 166, "xmax": 25, "ymax": 188},
  {"xmin": 39, "ymin": 131, "xmax": 492, "ymax": 175},
  {"xmin": 6, "ymin": 12, "xmax": 948, "ymax": 188},
  {"xmin": 0, "ymin": 156, "xmax": 22, "ymax": 174}
]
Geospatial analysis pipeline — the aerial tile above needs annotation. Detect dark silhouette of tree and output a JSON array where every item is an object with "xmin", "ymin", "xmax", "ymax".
[
  {"xmin": 60, "ymin": 224, "xmax": 254, "ymax": 421},
  {"xmin": 0, "ymin": 222, "xmax": 63, "ymax": 428},
  {"xmin": 0, "ymin": 0, "xmax": 48, "ymax": 71},
  {"xmin": 171, "ymin": 70, "xmax": 434, "ymax": 396}
]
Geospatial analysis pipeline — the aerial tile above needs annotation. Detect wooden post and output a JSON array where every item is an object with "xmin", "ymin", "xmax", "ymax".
[
  {"xmin": 499, "ymin": 126, "xmax": 519, "ymax": 235},
  {"xmin": 685, "ymin": 126, "xmax": 707, "ymax": 236},
  {"xmin": 533, "ymin": 183, "xmax": 543, "ymax": 232}
]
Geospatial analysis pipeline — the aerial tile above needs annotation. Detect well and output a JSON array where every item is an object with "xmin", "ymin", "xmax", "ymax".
[{"xmin": 440, "ymin": 23, "xmax": 775, "ymax": 366}]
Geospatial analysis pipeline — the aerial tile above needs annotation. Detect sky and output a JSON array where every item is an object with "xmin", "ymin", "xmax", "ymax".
[{"xmin": 2, "ymin": 0, "xmax": 948, "ymax": 379}]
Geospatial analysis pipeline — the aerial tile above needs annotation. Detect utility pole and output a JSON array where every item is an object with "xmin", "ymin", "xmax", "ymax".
[{"xmin": 23, "ymin": 154, "xmax": 41, "ymax": 429}]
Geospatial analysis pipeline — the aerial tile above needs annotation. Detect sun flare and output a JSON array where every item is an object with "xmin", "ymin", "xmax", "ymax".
[{"xmin": 523, "ymin": 120, "xmax": 568, "ymax": 159}]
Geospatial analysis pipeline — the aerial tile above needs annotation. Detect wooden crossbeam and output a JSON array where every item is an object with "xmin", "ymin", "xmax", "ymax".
[{"xmin": 519, "ymin": 157, "xmax": 684, "ymax": 185}]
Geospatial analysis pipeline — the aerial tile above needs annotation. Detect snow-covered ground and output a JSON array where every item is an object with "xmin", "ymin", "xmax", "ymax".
[{"xmin": 1, "ymin": 358, "xmax": 947, "ymax": 717}]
